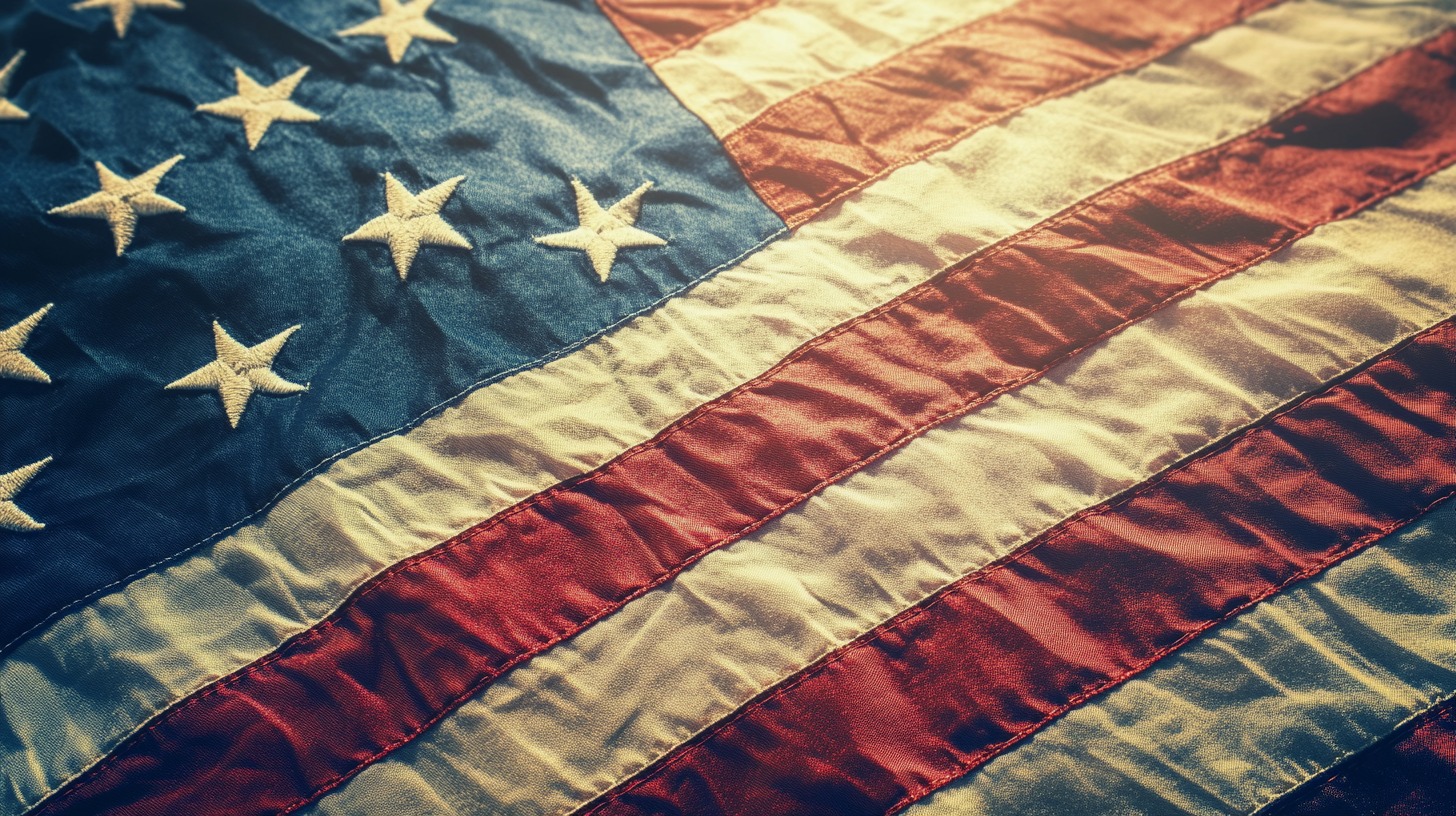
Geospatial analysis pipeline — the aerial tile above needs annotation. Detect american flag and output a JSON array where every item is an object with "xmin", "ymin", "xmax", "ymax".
[{"xmin": 2, "ymin": 0, "xmax": 1455, "ymax": 813}]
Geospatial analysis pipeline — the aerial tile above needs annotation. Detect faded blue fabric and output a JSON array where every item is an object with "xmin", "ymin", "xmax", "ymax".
[{"xmin": 0, "ymin": 0, "xmax": 782, "ymax": 650}]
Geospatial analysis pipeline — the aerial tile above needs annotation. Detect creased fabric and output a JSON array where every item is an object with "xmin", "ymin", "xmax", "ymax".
[
  {"xmin": 0, "ymin": 0, "xmax": 781, "ymax": 662},
  {"xmin": 10, "ymin": 3, "xmax": 1437, "ymax": 811},
  {"xmin": 306, "ymin": 166, "xmax": 1456, "ymax": 816},
  {"xmin": 582, "ymin": 316, "xmax": 1456, "ymax": 816},
  {"xmin": 34, "ymin": 26, "xmax": 1456, "ymax": 816},
  {"xmin": 651, "ymin": 0, "xmax": 1020, "ymax": 136},
  {"xmin": 1263, "ymin": 695, "xmax": 1456, "ymax": 816},
  {"xmin": 7, "ymin": 0, "xmax": 1456, "ymax": 813},
  {"xmin": 914, "ymin": 502, "xmax": 1456, "ymax": 816},
  {"xmin": 722, "ymin": 0, "xmax": 1282, "ymax": 224}
]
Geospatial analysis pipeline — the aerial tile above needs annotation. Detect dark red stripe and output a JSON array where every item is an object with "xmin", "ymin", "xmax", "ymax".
[
  {"xmin": 725, "ymin": 0, "xmax": 1281, "ymax": 226},
  {"xmin": 597, "ymin": 0, "xmax": 778, "ymax": 63},
  {"xmin": 584, "ymin": 319, "xmax": 1456, "ymax": 816},
  {"xmin": 33, "ymin": 32, "xmax": 1456, "ymax": 816},
  {"xmin": 1266, "ymin": 698, "xmax": 1456, "ymax": 816}
]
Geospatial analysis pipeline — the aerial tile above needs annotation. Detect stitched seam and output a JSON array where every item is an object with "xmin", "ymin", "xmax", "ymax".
[
  {"xmin": 725, "ymin": 0, "xmax": 1281, "ymax": 223},
  {"xmin": 22, "ymin": 26, "xmax": 1429, "ymax": 812},
  {"xmin": 725, "ymin": 0, "xmax": 1044, "ymax": 139},
  {"xmin": 590, "ymin": 318, "xmax": 1456, "ymax": 809},
  {"xmin": 2, "ymin": 46, "xmax": 1240, "ymax": 816},
  {"xmin": 587, "ymin": 319, "xmax": 1456, "ymax": 812},
  {"xmin": 0, "ymin": 220, "xmax": 790, "ymax": 664},
  {"xmin": 561, "ymin": 25, "xmax": 1456, "ymax": 810},
  {"xmin": 34, "ymin": 33, "xmax": 1456, "ymax": 813},
  {"xmin": 885, "ymin": 495, "xmax": 1456, "ymax": 815},
  {"xmin": 696, "ymin": 0, "xmax": 1022, "ymax": 142},
  {"xmin": 33, "ymin": 40, "xmax": 1456, "ymax": 815},
  {"xmin": 1249, "ymin": 691, "xmax": 1456, "ymax": 815},
  {"xmin": 598, "ymin": 0, "xmax": 782, "ymax": 65},
  {"xmin": 729, "ymin": 107, "xmax": 1456, "ymax": 433},
  {"xmin": 647, "ymin": 0, "xmax": 782, "ymax": 64},
  {"xmin": 559, "ymin": 305, "xmax": 1456, "ymax": 816},
  {"xmin": 3, "ymin": 0, "xmax": 1431, "ymax": 674}
]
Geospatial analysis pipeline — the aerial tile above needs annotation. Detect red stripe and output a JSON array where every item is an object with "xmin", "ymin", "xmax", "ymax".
[
  {"xmin": 33, "ymin": 33, "xmax": 1456, "ymax": 816},
  {"xmin": 584, "ymin": 319, "xmax": 1456, "ymax": 816},
  {"xmin": 1267, "ymin": 699, "xmax": 1456, "ymax": 816},
  {"xmin": 597, "ymin": 0, "xmax": 778, "ymax": 63},
  {"xmin": 725, "ymin": 0, "xmax": 1281, "ymax": 226}
]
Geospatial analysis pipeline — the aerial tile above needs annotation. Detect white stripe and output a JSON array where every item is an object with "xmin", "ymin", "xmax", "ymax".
[
  {"xmin": 304, "ymin": 145, "xmax": 1456, "ymax": 816},
  {"xmin": 910, "ymin": 502, "xmax": 1456, "ymax": 816},
  {"xmin": 2, "ymin": 2, "xmax": 1447, "ymax": 811},
  {"xmin": 651, "ymin": 0, "xmax": 1020, "ymax": 137}
]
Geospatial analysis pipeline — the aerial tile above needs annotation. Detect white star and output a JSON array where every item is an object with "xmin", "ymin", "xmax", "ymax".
[
  {"xmin": 197, "ymin": 66, "xmax": 320, "ymax": 150},
  {"xmin": 344, "ymin": 173, "xmax": 471, "ymax": 279},
  {"xmin": 166, "ymin": 322, "xmax": 307, "ymax": 429},
  {"xmin": 0, "ymin": 457, "xmax": 51, "ymax": 533},
  {"xmin": 48, "ymin": 155, "xmax": 185, "ymax": 256},
  {"xmin": 338, "ymin": 0, "xmax": 456, "ymax": 64},
  {"xmin": 536, "ymin": 179, "xmax": 667, "ymax": 282},
  {"xmin": 0, "ymin": 51, "xmax": 28, "ymax": 121},
  {"xmin": 71, "ymin": 0, "xmax": 184, "ymax": 38},
  {"xmin": 0, "ymin": 304, "xmax": 53, "ymax": 384}
]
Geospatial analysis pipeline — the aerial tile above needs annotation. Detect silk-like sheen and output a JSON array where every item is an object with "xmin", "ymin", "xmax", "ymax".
[
  {"xmin": 915, "ymin": 505, "xmax": 1456, "ymax": 816},
  {"xmin": 723, "ymin": 0, "xmax": 1282, "ymax": 225},
  {"xmin": 596, "ymin": 0, "xmax": 777, "ymax": 62},
  {"xmin": 31, "ymin": 30, "xmax": 1456, "ymax": 816},
  {"xmin": 585, "ymin": 318, "xmax": 1456, "ymax": 816},
  {"xmin": 650, "ymin": 0, "xmax": 1021, "ymax": 136},
  {"xmin": 303, "ymin": 172, "xmax": 1456, "ymax": 816},
  {"xmin": 1264, "ymin": 698, "xmax": 1456, "ymax": 816},
  {"xmin": 15, "ymin": 4, "xmax": 1428, "ymax": 811}
]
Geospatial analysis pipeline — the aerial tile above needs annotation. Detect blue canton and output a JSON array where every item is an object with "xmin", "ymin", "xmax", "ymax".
[{"xmin": 0, "ymin": 0, "xmax": 783, "ymax": 651}]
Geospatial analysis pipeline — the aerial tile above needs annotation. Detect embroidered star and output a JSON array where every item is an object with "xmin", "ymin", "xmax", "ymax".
[
  {"xmin": 48, "ymin": 155, "xmax": 185, "ymax": 256},
  {"xmin": 0, "ymin": 457, "xmax": 51, "ymax": 533},
  {"xmin": 338, "ymin": 0, "xmax": 457, "ymax": 64},
  {"xmin": 197, "ymin": 66, "xmax": 320, "ymax": 150},
  {"xmin": 0, "ymin": 304, "xmax": 53, "ymax": 384},
  {"xmin": 0, "ymin": 51, "xmax": 28, "ymax": 121},
  {"xmin": 71, "ymin": 0, "xmax": 184, "ymax": 38},
  {"xmin": 166, "ymin": 322, "xmax": 307, "ymax": 428},
  {"xmin": 536, "ymin": 179, "xmax": 667, "ymax": 282},
  {"xmin": 344, "ymin": 173, "xmax": 470, "ymax": 279}
]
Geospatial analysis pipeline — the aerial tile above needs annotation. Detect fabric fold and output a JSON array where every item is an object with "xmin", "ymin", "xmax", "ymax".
[
  {"xmin": 583, "ymin": 318, "xmax": 1456, "ymax": 816},
  {"xmin": 304, "ymin": 170, "xmax": 1456, "ymax": 816}
]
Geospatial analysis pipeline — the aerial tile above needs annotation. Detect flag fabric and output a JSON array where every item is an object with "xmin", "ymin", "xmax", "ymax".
[{"xmin": 1, "ymin": 0, "xmax": 1455, "ymax": 814}]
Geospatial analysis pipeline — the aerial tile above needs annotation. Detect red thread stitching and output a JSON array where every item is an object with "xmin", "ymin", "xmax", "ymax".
[
  {"xmin": 36, "ymin": 37, "xmax": 1456, "ymax": 816},
  {"xmin": 587, "ymin": 320, "xmax": 1456, "ymax": 814}
]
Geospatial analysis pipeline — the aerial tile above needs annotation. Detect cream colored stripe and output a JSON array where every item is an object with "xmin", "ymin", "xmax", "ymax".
[
  {"xmin": 2, "ymin": 2, "xmax": 1447, "ymax": 812},
  {"xmin": 909, "ymin": 501, "xmax": 1456, "ymax": 816},
  {"xmin": 651, "ymin": 0, "xmax": 1020, "ymax": 137},
  {"xmin": 303, "ymin": 161, "xmax": 1456, "ymax": 816}
]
